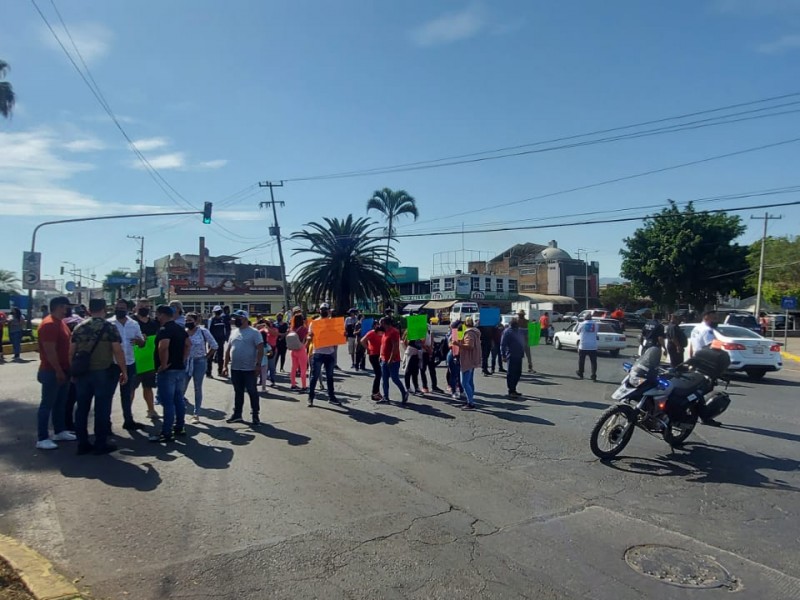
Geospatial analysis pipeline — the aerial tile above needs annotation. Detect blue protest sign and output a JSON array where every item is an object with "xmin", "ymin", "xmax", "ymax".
[{"xmin": 479, "ymin": 307, "xmax": 501, "ymax": 327}]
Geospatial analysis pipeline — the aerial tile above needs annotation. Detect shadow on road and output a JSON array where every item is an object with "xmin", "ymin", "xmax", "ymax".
[
  {"xmin": 533, "ymin": 396, "xmax": 610, "ymax": 410},
  {"xmin": 604, "ymin": 444, "xmax": 800, "ymax": 491},
  {"xmin": 720, "ymin": 423, "xmax": 800, "ymax": 444},
  {"xmin": 250, "ymin": 423, "xmax": 311, "ymax": 446}
]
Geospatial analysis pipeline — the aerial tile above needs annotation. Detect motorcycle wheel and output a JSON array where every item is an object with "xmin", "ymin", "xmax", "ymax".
[
  {"xmin": 590, "ymin": 404, "xmax": 636, "ymax": 460},
  {"xmin": 663, "ymin": 413, "xmax": 698, "ymax": 447}
]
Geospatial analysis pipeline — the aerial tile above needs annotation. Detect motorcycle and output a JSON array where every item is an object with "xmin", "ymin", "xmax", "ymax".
[{"xmin": 589, "ymin": 347, "xmax": 731, "ymax": 460}]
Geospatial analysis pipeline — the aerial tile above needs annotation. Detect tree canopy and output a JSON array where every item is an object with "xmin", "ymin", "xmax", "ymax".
[
  {"xmin": 291, "ymin": 215, "xmax": 395, "ymax": 312},
  {"xmin": 599, "ymin": 283, "xmax": 640, "ymax": 310},
  {"xmin": 620, "ymin": 201, "xmax": 747, "ymax": 310},
  {"xmin": 746, "ymin": 235, "xmax": 800, "ymax": 305},
  {"xmin": 0, "ymin": 60, "xmax": 15, "ymax": 118},
  {"xmin": 0, "ymin": 269, "xmax": 21, "ymax": 293},
  {"xmin": 366, "ymin": 188, "xmax": 418, "ymax": 265}
]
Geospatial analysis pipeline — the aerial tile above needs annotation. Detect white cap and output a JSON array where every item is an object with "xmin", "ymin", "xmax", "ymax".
[{"xmin": 212, "ymin": 305, "xmax": 222, "ymax": 312}]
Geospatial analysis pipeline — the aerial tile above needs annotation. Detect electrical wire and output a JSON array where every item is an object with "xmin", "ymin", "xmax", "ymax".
[{"xmin": 282, "ymin": 91, "xmax": 800, "ymax": 182}]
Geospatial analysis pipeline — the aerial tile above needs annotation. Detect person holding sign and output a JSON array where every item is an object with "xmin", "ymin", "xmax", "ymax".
[
  {"xmin": 307, "ymin": 303, "xmax": 342, "ymax": 407},
  {"xmin": 451, "ymin": 316, "xmax": 481, "ymax": 410}
]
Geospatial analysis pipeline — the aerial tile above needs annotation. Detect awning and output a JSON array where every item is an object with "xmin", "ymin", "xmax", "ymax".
[
  {"xmin": 423, "ymin": 300, "xmax": 457, "ymax": 310},
  {"xmin": 517, "ymin": 293, "xmax": 578, "ymax": 305},
  {"xmin": 402, "ymin": 303, "xmax": 425, "ymax": 312}
]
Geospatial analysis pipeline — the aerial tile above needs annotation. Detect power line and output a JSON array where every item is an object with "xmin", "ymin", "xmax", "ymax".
[
  {"xmin": 402, "ymin": 135, "xmax": 800, "ymax": 229},
  {"xmin": 282, "ymin": 91, "xmax": 800, "ymax": 182}
]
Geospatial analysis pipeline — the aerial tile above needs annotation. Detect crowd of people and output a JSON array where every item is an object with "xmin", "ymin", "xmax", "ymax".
[{"xmin": 31, "ymin": 295, "xmax": 557, "ymax": 454}]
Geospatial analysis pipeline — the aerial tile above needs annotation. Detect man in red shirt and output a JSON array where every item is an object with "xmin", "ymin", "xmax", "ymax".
[
  {"xmin": 378, "ymin": 317, "xmax": 408, "ymax": 405},
  {"xmin": 36, "ymin": 296, "xmax": 76, "ymax": 450},
  {"xmin": 360, "ymin": 319, "xmax": 384, "ymax": 400}
]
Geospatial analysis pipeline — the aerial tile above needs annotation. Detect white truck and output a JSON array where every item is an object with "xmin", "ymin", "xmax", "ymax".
[
  {"xmin": 449, "ymin": 302, "xmax": 480, "ymax": 325},
  {"xmin": 511, "ymin": 300, "xmax": 541, "ymax": 322}
]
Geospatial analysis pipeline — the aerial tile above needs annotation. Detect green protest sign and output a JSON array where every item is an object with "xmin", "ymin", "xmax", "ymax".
[
  {"xmin": 528, "ymin": 321, "xmax": 541, "ymax": 346},
  {"xmin": 406, "ymin": 314, "xmax": 428, "ymax": 341},
  {"xmin": 134, "ymin": 335, "xmax": 156, "ymax": 374}
]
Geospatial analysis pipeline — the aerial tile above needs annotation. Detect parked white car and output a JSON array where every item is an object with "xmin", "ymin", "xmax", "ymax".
[
  {"xmin": 553, "ymin": 322, "xmax": 627, "ymax": 356},
  {"xmin": 679, "ymin": 323, "xmax": 782, "ymax": 380}
]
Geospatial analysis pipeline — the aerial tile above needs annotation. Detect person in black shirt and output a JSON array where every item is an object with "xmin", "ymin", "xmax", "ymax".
[
  {"xmin": 149, "ymin": 305, "xmax": 190, "ymax": 443},
  {"xmin": 639, "ymin": 310, "xmax": 666, "ymax": 356},
  {"xmin": 275, "ymin": 312, "xmax": 289, "ymax": 372},
  {"xmin": 665, "ymin": 314, "xmax": 688, "ymax": 367},
  {"xmin": 207, "ymin": 305, "xmax": 228, "ymax": 377}
]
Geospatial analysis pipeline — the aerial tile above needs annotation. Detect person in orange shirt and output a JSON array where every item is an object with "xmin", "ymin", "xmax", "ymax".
[
  {"xmin": 539, "ymin": 312, "xmax": 551, "ymax": 345},
  {"xmin": 378, "ymin": 316, "xmax": 408, "ymax": 405}
]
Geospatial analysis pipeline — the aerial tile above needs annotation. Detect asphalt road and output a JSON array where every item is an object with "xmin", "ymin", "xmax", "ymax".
[{"xmin": 1, "ymin": 341, "xmax": 799, "ymax": 600}]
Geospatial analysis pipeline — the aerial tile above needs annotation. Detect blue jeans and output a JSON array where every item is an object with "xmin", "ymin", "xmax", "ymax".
[
  {"xmin": 185, "ymin": 357, "xmax": 207, "ymax": 414},
  {"xmin": 117, "ymin": 363, "xmax": 138, "ymax": 424},
  {"xmin": 157, "ymin": 369, "xmax": 187, "ymax": 436},
  {"xmin": 9, "ymin": 330, "xmax": 22, "ymax": 358},
  {"xmin": 461, "ymin": 368, "xmax": 476, "ymax": 406},
  {"xmin": 381, "ymin": 360, "xmax": 406, "ymax": 401},
  {"xmin": 75, "ymin": 367, "xmax": 119, "ymax": 447},
  {"xmin": 264, "ymin": 354, "xmax": 277, "ymax": 385},
  {"xmin": 37, "ymin": 370, "xmax": 68, "ymax": 441},
  {"xmin": 308, "ymin": 353, "xmax": 335, "ymax": 402}
]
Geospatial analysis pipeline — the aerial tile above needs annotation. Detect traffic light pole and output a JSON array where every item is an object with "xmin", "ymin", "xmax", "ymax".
[{"xmin": 25, "ymin": 209, "xmax": 206, "ymax": 327}]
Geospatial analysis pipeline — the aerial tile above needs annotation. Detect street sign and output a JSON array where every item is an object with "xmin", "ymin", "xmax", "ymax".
[
  {"xmin": 106, "ymin": 276, "xmax": 139, "ymax": 286},
  {"xmin": 781, "ymin": 296, "xmax": 798, "ymax": 310},
  {"xmin": 22, "ymin": 251, "xmax": 41, "ymax": 290},
  {"xmin": 65, "ymin": 281, "xmax": 76, "ymax": 292}
]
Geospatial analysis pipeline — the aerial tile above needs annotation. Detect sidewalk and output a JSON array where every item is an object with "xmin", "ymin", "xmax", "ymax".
[{"xmin": 780, "ymin": 336, "xmax": 800, "ymax": 364}]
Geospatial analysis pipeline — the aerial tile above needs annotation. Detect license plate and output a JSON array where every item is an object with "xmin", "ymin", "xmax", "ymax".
[{"xmin": 753, "ymin": 346, "xmax": 765, "ymax": 354}]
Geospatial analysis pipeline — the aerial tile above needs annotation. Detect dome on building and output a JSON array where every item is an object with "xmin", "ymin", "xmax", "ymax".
[{"xmin": 538, "ymin": 240, "xmax": 571, "ymax": 261}]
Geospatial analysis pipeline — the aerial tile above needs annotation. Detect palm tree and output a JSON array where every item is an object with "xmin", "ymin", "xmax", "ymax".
[
  {"xmin": 0, "ymin": 269, "xmax": 21, "ymax": 293},
  {"xmin": 291, "ymin": 215, "xmax": 395, "ymax": 312},
  {"xmin": 0, "ymin": 60, "xmax": 15, "ymax": 119},
  {"xmin": 366, "ymin": 188, "xmax": 418, "ymax": 267}
]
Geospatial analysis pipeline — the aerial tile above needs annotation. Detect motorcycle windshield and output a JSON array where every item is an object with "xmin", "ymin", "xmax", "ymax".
[{"xmin": 632, "ymin": 347, "xmax": 662, "ymax": 376}]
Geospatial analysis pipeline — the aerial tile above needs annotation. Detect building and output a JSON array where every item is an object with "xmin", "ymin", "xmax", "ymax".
[
  {"xmin": 152, "ymin": 237, "xmax": 287, "ymax": 316},
  {"xmin": 398, "ymin": 271, "xmax": 519, "ymax": 314},
  {"xmin": 471, "ymin": 240, "xmax": 595, "ymax": 309}
]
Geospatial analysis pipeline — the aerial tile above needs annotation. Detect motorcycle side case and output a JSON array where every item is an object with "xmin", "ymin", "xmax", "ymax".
[{"xmin": 698, "ymin": 391, "xmax": 731, "ymax": 420}]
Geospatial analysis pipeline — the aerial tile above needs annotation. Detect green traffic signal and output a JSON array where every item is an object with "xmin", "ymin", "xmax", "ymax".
[{"xmin": 203, "ymin": 201, "xmax": 212, "ymax": 224}]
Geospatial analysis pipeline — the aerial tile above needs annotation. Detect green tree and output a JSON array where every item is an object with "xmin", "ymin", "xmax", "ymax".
[
  {"xmin": 620, "ymin": 201, "xmax": 747, "ymax": 311},
  {"xmin": 0, "ymin": 269, "xmax": 21, "ymax": 293},
  {"xmin": 291, "ymin": 215, "xmax": 395, "ymax": 312},
  {"xmin": 599, "ymin": 283, "xmax": 639, "ymax": 309},
  {"xmin": 366, "ymin": 187, "xmax": 418, "ymax": 266},
  {"xmin": 745, "ymin": 235, "xmax": 800, "ymax": 305},
  {"xmin": 0, "ymin": 60, "xmax": 15, "ymax": 118},
  {"xmin": 103, "ymin": 269, "xmax": 136, "ymax": 299}
]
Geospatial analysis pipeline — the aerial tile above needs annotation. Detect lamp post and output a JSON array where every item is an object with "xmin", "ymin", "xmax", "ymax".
[{"xmin": 576, "ymin": 249, "xmax": 598, "ymax": 310}]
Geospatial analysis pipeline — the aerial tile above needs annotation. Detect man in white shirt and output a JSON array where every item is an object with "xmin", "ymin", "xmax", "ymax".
[
  {"xmin": 108, "ymin": 298, "xmax": 145, "ymax": 431},
  {"xmin": 575, "ymin": 314, "xmax": 599, "ymax": 381},
  {"xmin": 689, "ymin": 311, "xmax": 717, "ymax": 358}
]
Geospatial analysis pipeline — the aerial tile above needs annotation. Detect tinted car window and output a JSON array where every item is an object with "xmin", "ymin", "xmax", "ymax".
[
  {"xmin": 726, "ymin": 315, "xmax": 757, "ymax": 329},
  {"xmin": 717, "ymin": 325, "xmax": 762, "ymax": 339},
  {"xmin": 598, "ymin": 323, "xmax": 617, "ymax": 333}
]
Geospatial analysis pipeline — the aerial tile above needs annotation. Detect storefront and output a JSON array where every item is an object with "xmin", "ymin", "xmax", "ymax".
[{"xmin": 173, "ymin": 280, "xmax": 286, "ymax": 316}]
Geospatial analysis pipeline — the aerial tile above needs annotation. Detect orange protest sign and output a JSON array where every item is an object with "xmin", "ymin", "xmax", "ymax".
[{"xmin": 311, "ymin": 316, "xmax": 346, "ymax": 347}]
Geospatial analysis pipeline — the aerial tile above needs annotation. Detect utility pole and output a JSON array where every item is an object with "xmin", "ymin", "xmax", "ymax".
[
  {"xmin": 577, "ymin": 249, "xmax": 598, "ymax": 310},
  {"xmin": 751, "ymin": 213, "xmax": 782, "ymax": 318},
  {"xmin": 128, "ymin": 234, "xmax": 145, "ymax": 298},
  {"xmin": 259, "ymin": 181, "xmax": 291, "ymax": 314}
]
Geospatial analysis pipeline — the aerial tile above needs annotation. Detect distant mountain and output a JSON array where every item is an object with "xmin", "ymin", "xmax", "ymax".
[{"xmin": 600, "ymin": 277, "xmax": 628, "ymax": 285}]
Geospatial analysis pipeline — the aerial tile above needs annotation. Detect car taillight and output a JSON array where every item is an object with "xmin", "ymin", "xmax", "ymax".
[
  {"xmin": 770, "ymin": 344, "xmax": 781, "ymax": 352},
  {"xmin": 620, "ymin": 336, "xmax": 626, "ymax": 341},
  {"xmin": 722, "ymin": 342, "xmax": 746, "ymax": 351}
]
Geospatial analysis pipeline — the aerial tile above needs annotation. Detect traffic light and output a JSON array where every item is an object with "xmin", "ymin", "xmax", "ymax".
[
  {"xmin": 202, "ymin": 202, "xmax": 212, "ymax": 224},
  {"xmin": 60, "ymin": 266, "xmax": 64, "ymax": 275}
]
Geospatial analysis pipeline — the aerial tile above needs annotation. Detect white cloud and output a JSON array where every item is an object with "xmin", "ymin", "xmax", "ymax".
[
  {"xmin": 40, "ymin": 22, "xmax": 113, "ymax": 64},
  {"xmin": 410, "ymin": 3, "xmax": 486, "ymax": 47},
  {"xmin": 757, "ymin": 33, "xmax": 800, "ymax": 53},
  {"xmin": 132, "ymin": 152, "xmax": 186, "ymax": 170},
  {"xmin": 197, "ymin": 159, "xmax": 228, "ymax": 169},
  {"xmin": 132, "ymin": 137, "xmax": 170, "ymax": 151},
  {"xmin": 0, "ymin": 128, "xmax": 171, "ymax": 217},
  {"xmin": 63, "ymin": 137, "xmax": 106, "ymax": 152}
]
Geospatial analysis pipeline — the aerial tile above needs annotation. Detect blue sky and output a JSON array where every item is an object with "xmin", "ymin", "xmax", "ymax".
[{"xmin": 2, "ymin": 0, "xmax": 799, "ymax": 289}]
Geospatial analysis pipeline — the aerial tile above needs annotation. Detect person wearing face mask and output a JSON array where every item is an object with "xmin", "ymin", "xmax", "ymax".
[
  {"xmin": 223, "ymin": 310, "xmax": 265, "ymax": 425},
  {"xmin": 207, "ymin": 305, "xmax": 228, "ymax": 378},
  {"xmin": 107, "ymin": 298, "xmax": 146, "ymax": 432},
  {"xmin": 132, "ymin": 298, "xmax": 160, "ymax": 419},
  {"xmin": 306, "ymin": 303, "xmax": 341, "ymax": 407},
  {"xmin": 183, "ymin": 312, "xmax": 218, "ymax": 424}
]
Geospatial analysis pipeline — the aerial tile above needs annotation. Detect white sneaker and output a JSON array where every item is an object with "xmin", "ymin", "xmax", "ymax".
[
  {"xmin": 36, "ymin": 439, "xmax": 58, "ymax": 450},
  {"xmin": 52, "ymin": 431, "xmax": 77, "ymax": 442},
  {"xmin": 191, "ymin": 415, "xmax": 200, "ymax": 424}
]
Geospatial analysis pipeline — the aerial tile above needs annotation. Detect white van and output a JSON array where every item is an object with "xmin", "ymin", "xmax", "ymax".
[{"xmin": 449, "ymin": 302, "xmax": 480, "ymax": 325}]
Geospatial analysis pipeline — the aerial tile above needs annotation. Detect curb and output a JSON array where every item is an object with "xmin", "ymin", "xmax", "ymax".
[
  {"xmin": 0, "ymin": 534, "xmax": 84, "ymax": 600},
  {"xmin": 782, "ymin": 351, "xmax": 800, "ymax": 364}
]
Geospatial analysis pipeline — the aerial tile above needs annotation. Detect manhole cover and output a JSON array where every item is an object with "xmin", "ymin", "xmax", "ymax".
[{"xmin": 625, "ymin": 545, "xmax": 736, "ymax": 589}]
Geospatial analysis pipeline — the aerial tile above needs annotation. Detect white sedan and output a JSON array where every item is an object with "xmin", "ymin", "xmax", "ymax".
[
  {"xmin": 680, "ymin": 323, "xmax": 782, "ymax": 380},
  {"xmin": 553, "ymin": 322, "xmax": 627, "ymax": 356}
]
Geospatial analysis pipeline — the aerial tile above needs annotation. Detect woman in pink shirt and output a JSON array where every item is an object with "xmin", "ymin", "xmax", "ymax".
[{"xmin": 288, "ymin": 313, "xmax": 309, "ymax": 391}]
